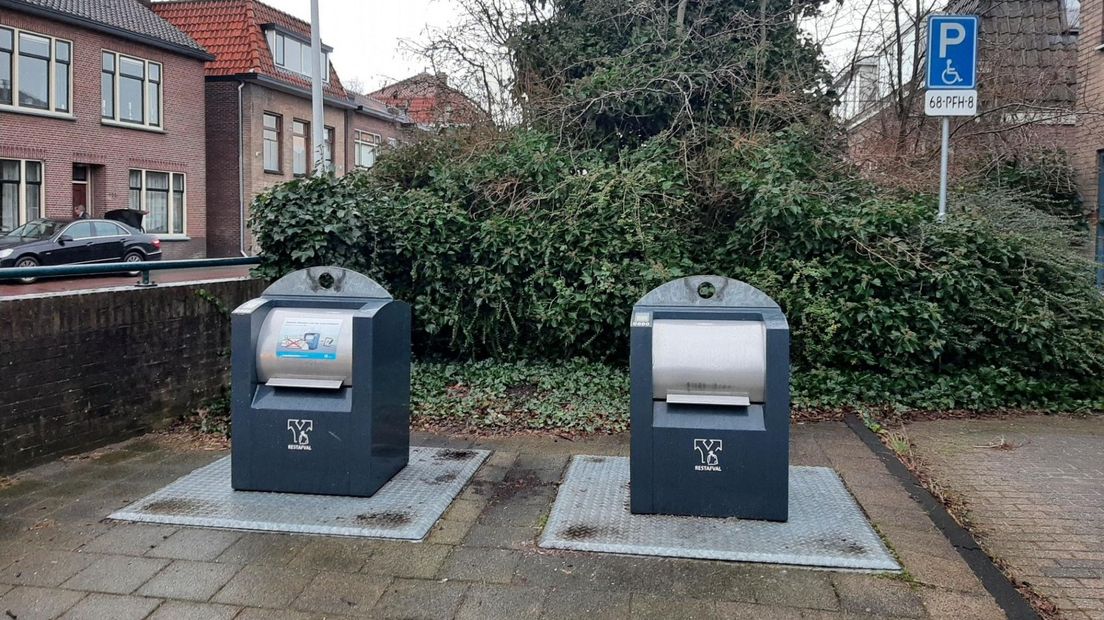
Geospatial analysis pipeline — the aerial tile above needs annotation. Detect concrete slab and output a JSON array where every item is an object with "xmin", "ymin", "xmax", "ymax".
[
  {"xmin": 109, "ymin": 448, "xmax": 489, "ymax": 540},
  {"xmin": 455, "ymin": 584, "xmax": 545, "ymax": 620},
  {"xmin": 0, "ymin": 585, "xmax": 85, "ymax": 619},
  {"xmin": 147, "ymin": 600, "xmax": 242, "ymax": 620},
  {"xmin": 58, "ymin": 592, "xmax": 161, "ymax": 620},
  {"xmin": 61, "ymin": 555, "xmax": 169, "ymax": 594},
  {"xmin": 136, "ymin": 560, "xmax": 242, "ymax": 601},
  {"xmin": 290, "ymin": 571, "xmax": 390, "ymax": 616},
  {"xmin": 372, "ymin": 578, "xmax": 468, "ymax": 620},
  {"xmin": 541, "ymin": 456, "xmax": 900, "ymax": 571}
]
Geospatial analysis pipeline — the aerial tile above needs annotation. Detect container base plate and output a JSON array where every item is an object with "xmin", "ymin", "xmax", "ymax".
[
  {"xmin": 109, "ymin": 447, "xmax": 489, "ymax": 540},
  {"xmin": 540, "ymin": 456, "xmax": 899, "ymax": 571}
]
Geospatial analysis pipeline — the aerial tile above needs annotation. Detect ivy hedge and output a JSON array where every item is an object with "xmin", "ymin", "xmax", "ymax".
[{"xmin": 250, "ymin": 128, "xmax": 1104, "ymax": 412}]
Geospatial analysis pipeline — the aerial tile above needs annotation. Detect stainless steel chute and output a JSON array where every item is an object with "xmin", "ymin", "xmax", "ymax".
[
  {"xmin": 651, "ymin": 319, "xmax": 766, "ymax": 405},
  {"xmin": 255, "ymin": 307, "xmax": 356, "ymax": 389}
]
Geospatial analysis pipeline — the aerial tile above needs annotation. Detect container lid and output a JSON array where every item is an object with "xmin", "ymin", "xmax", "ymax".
[
  {"xmin": 262, "ymin": 266, "xmax": 393, "ymax": 299},
  {"xmin": 635, "ymin": 275, "xmax": 779, "ymax": 309}
]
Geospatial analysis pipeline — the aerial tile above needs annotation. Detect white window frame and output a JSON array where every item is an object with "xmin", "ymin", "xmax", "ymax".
[
  {"xmin": 292, "ymin": 119, "xmax": 310, "ymax": 177},
  {"xmin": 0, "ymin": 25, "xmax": 72, "ymax": 117},
  {"xmin": 102, "ymin": 50, "xmax": 163, "ymax": 131},
  {"xmin": 354, "ymin": 130, "xmax": 382, "ymax": 168},
  {"xmin": 265, "ymin": 28, "xmax": 329, "ymax": 84},
  {"xmin": 0, "ymin": 159, "xmax": 44, "ymax": 232},
  {"xmin": 129, "ymin": 169, "xmax": 186, "ymax": 236},
  {"xmin": 323, "ymin": 125, "xmax": 335, "ymax": 170},
  {"xmin": 263, "ymin": 112, "xmax": 282, "ymax": 173}
]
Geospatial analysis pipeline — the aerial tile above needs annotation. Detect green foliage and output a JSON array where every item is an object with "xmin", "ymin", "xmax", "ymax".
[
  {"xmin": 249, "ymin": 0, "xmax": 1103, "ymax": 414},
  {"xmin": 983, "ymin": 150, "xmax": 1083, "ymax": 222},
  {"xmin": 513, "ymin": 0, "xmax": 832, "ymax": 149},
  {"xmin": 251, "ymin": 126, "xmax": 1104, "ymax": 412},
  {"xmin": 412, "ymin": 359, "xmax": 629, "ymax": 432},
  {"xmin": 252, "ymin": 124, "xmax": 1104, "ymax": 410},
  {"xmin": 706, "ymin": 132, "xmax": 1104, "ymax": 409},
  {"xmin": 186, "ymin": 362, "xmax": 629, "ymax": 434},
  {"xmin": 253, "ymin": 130, "xmax": 696, "ymax": 360}
]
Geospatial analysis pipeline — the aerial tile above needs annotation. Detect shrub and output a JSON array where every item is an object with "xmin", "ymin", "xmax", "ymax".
[
  {"xmin": 251, "ymin": 128, "xmax": 1104, "ymax": 411},
  {"xmin": 253, "ymin": 130, "xmax": 696, "ymax": 360}
]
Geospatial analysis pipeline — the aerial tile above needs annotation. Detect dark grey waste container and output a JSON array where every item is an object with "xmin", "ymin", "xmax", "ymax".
[
  {"xmin": 629, "ymin": 275, "xmax": 790, "ymax": 521},
  {"xmin": 230, "ymin": 266, "xmax": 410, "ymax": 497}
]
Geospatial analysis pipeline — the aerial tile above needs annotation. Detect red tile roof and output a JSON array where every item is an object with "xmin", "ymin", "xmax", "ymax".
[
  {"xmin": 152, "ymin": 0, "xmax": 346, "ymax": 99},
  {"xmin": 371, "ymin": 72, "xmax": 488, "ymax": 127}
]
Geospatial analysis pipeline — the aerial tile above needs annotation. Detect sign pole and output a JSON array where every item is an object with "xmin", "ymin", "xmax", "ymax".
[
  {"xmin": 938, "ymin": 116, "xmax": 949, "ymax": 222},
  {"xmin": 924, "ymin": 14, "xmax": 979, "ymax": 223}
]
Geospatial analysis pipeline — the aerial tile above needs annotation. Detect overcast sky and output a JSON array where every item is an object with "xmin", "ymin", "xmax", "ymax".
[{"xmin": 262, "ymin": 0, "xmax": 462, "ymax": 93}]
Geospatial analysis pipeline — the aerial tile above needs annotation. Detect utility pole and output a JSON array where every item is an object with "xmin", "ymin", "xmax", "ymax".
[{"xmin": 310, "ymin": 0, "xmax": 327, "ymax": 175}]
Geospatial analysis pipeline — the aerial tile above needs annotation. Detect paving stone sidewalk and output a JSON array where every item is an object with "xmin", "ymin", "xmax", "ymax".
[
  {"xmin": 0, "ymin": 423, "xmax": 1003, "ymax": 619},
  {"xmin": 908, "ymin": 414, "xmax": 1104, "ymax": 620}
]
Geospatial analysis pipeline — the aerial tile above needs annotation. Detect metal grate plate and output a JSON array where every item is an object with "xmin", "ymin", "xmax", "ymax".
[
  {"xmin": 540, "ymin": 456, "xmax": 899, "ymax": 571},
  {"xmin": 109, "ymin": 447, "xmax": 489, "ymax": 540}
]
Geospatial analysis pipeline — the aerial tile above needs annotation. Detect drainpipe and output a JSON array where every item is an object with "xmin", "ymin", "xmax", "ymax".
[{"xmin": 238, "ymin": 80, "xmax": 247, "ymax": 257}]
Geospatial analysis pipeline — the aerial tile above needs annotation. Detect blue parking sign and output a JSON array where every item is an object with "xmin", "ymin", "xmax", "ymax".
[{"xmin": 926, "ymin": 15, "xmax": 979, "ymax": 90}]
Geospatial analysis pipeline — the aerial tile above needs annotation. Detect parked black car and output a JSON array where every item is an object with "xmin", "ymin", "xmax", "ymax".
[{"xmin": 0, "ymin": 218, "xmax": 162, "ymax": 283}]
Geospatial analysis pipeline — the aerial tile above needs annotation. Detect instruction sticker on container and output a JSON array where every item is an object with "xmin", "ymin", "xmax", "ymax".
[{"xmin": 276, "ymin": 317, "xmax": 342, "ymax": 360}]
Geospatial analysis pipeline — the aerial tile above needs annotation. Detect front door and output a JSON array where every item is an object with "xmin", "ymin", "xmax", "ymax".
[{"xmin": 72, "ymin": 164, "xmax": 91, "ymax": 219}]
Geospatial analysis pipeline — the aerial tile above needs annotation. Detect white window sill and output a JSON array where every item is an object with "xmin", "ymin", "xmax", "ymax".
[
  {"xmin": 0, "ymin": 105, "xmax": 75, "ymax": 121},
  {"xmin": 1096, "ymin": 43, "xmax": 1104, "ymax": 51},
  {"xmin": 101, "ymin": 119, "xmax": 165, "ymax": 133},
  {"xmin": 154, "ymin": 234, "xmax": 191, "ymax": 241}
]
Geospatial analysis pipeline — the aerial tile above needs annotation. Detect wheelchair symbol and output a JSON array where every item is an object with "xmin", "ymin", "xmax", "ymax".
[{"xmin": 941, "ymin": 59, "xmax": 963, "ymax": 85}]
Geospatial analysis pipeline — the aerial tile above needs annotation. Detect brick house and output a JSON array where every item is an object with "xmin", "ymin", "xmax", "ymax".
[
  {"xmin": 1073, "ymin": 0, "xmax": 1104, "ymax": 275},
  {"xmin": 370, "ymin": 72, "xmax": 489, "ymax": 129},
  {"xmin": 153, "ymin": 0, "xmax": 412, "ymax": 257},
  {"xmin": 0, "ymin": 0, "xmax": 212, "ymax": 258}
]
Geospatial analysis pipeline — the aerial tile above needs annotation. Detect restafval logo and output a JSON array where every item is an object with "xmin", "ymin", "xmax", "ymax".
[
  {"xmin": 693, "ymin": 439, "xmax": 722, "ymax": 472},
  {"xmin": 287, "ymin": 419, "xmax": 314, "ymax": 451}
]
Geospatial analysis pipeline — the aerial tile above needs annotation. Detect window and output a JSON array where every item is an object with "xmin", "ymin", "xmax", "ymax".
[
  {"xmin": 0, "ymin": 26, "xmax": 71, "ymax": 113},
  {"xmin": 354, "ymin": 131, "xmax": 382, "ymax": 168},
  {"xmin": 102, "ymin": 51, "xmax": 162, "ymax": 128},
  {"xmin": 129, "ymin": 169, "xmax": 185, "ymax": 234},
  {"xmin": 64, "ymin": 221, "xmax": 94, "ymax": 239},
  {"xmin": 323, "ymin": 126, "xmax": 335, "ymax": 171},
  {"xmin": 292, "ymin": 120, "xmax": 309, "ymax": 176},
  {"xmin": 0, "ymin": 159, "xmax": 42, "ymax": 232},
  {"xmin": 265, "ymin": 29, "xmax": 329, "ymax": 83},
  {"xmin": 93, "ymin": 221, "xmax": 127, "ymax": 236},
  {"xmin": 263, "ymin": 113, "xmax": 282, "ymax": 173},
  {"xmin": 1061, "ymin": 0, "xmax": 1080, "ymax": 33}
]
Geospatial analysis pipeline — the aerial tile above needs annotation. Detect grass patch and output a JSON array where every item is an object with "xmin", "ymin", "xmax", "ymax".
[
  {"xmin": 180, "ymin": 360, "xmax": 631, "ymax": 436},
  {"xmin": 413, "ymin": 359, "xmax": 629, "ymax": 433}
]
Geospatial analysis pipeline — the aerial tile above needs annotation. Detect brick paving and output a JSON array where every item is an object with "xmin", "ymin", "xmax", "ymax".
[
  {"xmin": 908, "ymin": 415, "xmax": 1104, "ymax": 619},
  {"xmin": 0, "ymin": 265, "xmax": 253, "ymax": 297},
  {"xmin": 0, "ymin": 423, "xmax": 1004, "ymax": 619}
]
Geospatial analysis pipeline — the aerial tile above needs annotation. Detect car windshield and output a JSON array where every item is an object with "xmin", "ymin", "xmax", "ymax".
[{"xmin": 4, "ymin": 221, "xmax": 60, "ymax": 240}]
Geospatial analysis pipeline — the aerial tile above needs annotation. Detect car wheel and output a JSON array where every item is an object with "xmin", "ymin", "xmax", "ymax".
[
  {"xmin": 124, "ymin": 251, "xmax": 144, "ymax": 275},
  {"xmin": 15, "ymin": 256, "xmax": 39, "ymax": 284}
]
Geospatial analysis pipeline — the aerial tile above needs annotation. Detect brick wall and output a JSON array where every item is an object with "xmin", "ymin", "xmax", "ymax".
[
  {"xmin": 0, "ymin": 9, "xmax": 209, "ymax": 259},
  {"xmin": 344, "ymin": 110, "xmax": 407, "ymax": 170},
  {"xmin": 1076, "ymin": 0, "xmax": 1104, "ymax": 246},
  {"xmin": 0, "ymin": 278, "xmax": 265, "ymax": 473},
  {"xmin": 205, "ymin": 82, "xmax": 353, "ymax": 257},
  {"xmin": 205, "ymin": 81, "xmax": 243, "ymax": 258}
]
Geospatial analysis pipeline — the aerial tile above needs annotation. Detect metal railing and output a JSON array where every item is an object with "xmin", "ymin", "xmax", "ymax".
[{"xmin": 0, "ymin": 257, "xmax": 261, "ymax": 287}]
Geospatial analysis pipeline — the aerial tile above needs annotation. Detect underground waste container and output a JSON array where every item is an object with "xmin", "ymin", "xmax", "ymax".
[
  {"xmin": 230, "ymin": 266, "xmax": 410, "ymax": 497},
  {"xmin": 629, "ymin": 275, "xmax": 790, "ymax": 521}
]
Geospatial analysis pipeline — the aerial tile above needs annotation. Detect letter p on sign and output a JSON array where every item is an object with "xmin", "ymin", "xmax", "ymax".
[{"xmin": 939, "ymin": 23, "xmax": 965, "ymax": 57}]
